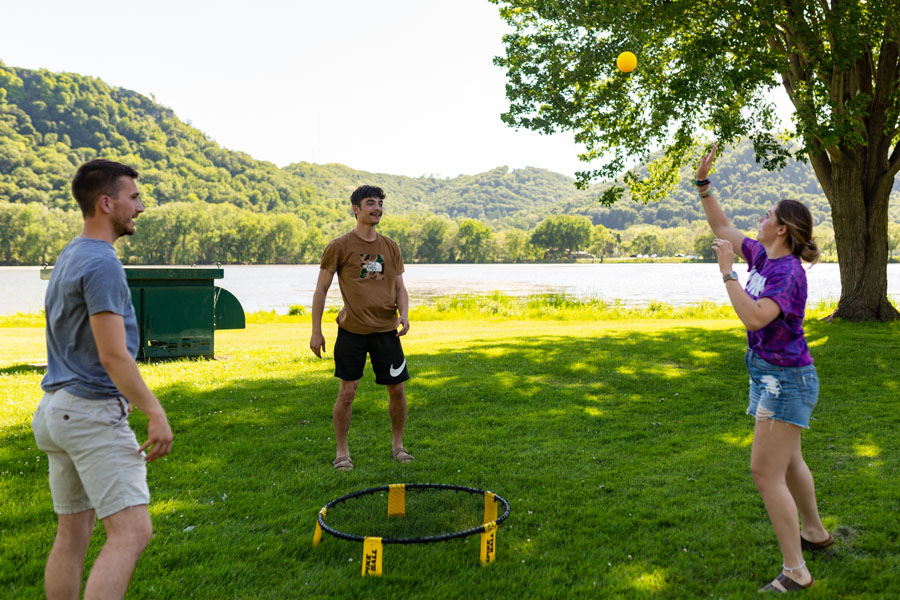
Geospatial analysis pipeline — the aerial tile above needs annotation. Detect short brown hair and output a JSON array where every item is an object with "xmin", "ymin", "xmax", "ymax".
[{"xmin": 71, "ymin": 159, "xmax": 139, "ymax": 216}]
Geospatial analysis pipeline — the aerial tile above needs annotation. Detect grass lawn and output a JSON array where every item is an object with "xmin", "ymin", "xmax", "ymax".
[{"xmin": 1, "ymin": 301, "xmax": 898, "ymax": 599}]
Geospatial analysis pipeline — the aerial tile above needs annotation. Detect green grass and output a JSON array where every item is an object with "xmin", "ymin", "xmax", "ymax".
[
  {"xmin": 1, "ymin": 299, "xmax": 898, "ymax": 599},
  {"xmin": 245, "ymin": 293, "xmax": 843, "ymax": 324}
]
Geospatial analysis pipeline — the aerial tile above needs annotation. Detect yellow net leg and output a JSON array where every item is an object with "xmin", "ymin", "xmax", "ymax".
[
  {"xmin": 481, "ymin": 491, "xmax": 498, "ymax": 563},
  {"xmin": 362, "ymin": 537, "xmax": 383, "ymax": 576},
  {"xmin": 484, "ymin": 492, "xmax": 497, "ymax": 523},
  {"xmin": 388, "ymin": 484, "xmax": 406, "ymax": 517},
  {"xmin": 480, "ymin": 521, "xmax": 497, "ymax": 564},
  {"xmin": 312, "ymin": 507, "xmax": 327, "ymax": 546}
]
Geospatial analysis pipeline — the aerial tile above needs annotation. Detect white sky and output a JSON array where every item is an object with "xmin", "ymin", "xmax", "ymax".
[{"xmin": 1, "ymin": 0, "xmax": 793, "ymax": 179}]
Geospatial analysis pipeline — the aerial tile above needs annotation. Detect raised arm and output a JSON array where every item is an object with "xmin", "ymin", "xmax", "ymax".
[
  {"xmin": 90, "ymin": 312, "xmax": 173, "ymax": 462},
  {"xmin": 712, "ymin": 239, "xmax": 783, "ymax": 330},
  {"xmin": 696, "ymin": 143, "xmax": 747, "ymax": 261},
  {"xmin": 309, "ymin": 268, "xmax": 335, "ymax": 357}
]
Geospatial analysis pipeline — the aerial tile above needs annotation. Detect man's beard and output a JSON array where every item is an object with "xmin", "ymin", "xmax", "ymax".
[{"xmin": 112, "ymin": 214, "xmax": 135, "ymax": 237}]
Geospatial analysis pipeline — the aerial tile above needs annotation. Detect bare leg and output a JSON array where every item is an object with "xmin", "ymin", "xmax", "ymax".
[
  {"xmin": 333, "ymin": 379, "xmax": 359, "ymax": 459},
  {"xmin": 751, "ymin": 419, "xmax": 813, "ymax": 588},
  {"xmin": 785, "ymin": 446, "xmax": 829, "ymax": 543},
  {"xmin": 46, "ymin": 510, "xmax": 96, "ymax": 600},
  {"xmin": 386, "ymin": 382, "xmax": 407, "ymax": 451},
  {"xmin": 83, "ymin": 505, "xmax": 152, "ymax": 600}
]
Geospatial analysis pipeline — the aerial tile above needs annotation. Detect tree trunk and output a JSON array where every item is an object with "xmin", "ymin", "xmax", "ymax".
[{"xmin": 823, "ymin": 161, "xmax": 899, "ymax": 321}]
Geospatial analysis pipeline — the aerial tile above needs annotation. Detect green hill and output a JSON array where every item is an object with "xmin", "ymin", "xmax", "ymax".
[{"xmin": 1, "ymin": 62, "xmax": 897, "ymax": 265}]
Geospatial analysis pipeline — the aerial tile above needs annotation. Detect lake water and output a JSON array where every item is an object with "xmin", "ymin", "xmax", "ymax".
[{"xmin": 3, "ymin": 263, "xmax": 899, "ymax": 315}]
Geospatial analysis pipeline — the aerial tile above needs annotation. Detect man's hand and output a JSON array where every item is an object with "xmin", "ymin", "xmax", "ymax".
[
  {"xmin": 396, "ymin": 315, "xmax": 410, "ymax": 337},
  {"xmin": 140, "ymin": 413, "xmax": 173, "ymax": 462},
  {"xmin": 310, "ymin": 332, "xmax": 326, "ymax": 357},
  {"xmin": 91, "ymin": 311, "xmax": 173, "ymax": 462}
]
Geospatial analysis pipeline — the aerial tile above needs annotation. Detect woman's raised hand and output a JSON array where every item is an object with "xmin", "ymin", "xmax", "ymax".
[{"xmin": 697, "ymin": 142, "xmax": 718, "ymax": 181}]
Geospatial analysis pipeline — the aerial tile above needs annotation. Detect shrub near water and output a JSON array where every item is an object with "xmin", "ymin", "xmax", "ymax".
[
  {"xmin": 0, "ymin": 294, "xmax": 851, "ymax": 327},
  {"xmin": 246, "ymin": 293, "xmax": 828, "ymax": 324}
]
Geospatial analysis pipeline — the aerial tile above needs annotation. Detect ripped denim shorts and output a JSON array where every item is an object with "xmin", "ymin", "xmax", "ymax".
[{"xmin": 745, "ymin": 349, "xmax": 819, "ymax": 429}]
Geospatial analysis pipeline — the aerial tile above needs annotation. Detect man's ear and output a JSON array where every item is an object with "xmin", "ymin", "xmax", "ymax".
[{"xmin": 96, "ymin": 194, "xmax": 113, "ymax": 215}]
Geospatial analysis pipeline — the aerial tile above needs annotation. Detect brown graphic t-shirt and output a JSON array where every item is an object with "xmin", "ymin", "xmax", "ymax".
[{"xmin": 320, "ymin": 231, "xmax": 405, "ymax": 334}]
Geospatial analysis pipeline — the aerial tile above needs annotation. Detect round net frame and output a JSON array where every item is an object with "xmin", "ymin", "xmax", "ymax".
[{"xmin": 317, "ymin": 483, "xmax": 510, "ymax": 544}]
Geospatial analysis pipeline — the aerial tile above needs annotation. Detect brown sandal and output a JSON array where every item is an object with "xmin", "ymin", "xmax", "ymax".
[
  {"xmin": 332, "ymin": 456, "xmax": 353, "ymax": 471},
  {"xmin": 391, "ymin": 447, "xmax": 414, "ymax": 462}
]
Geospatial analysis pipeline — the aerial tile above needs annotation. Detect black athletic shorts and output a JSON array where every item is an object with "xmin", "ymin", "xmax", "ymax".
[{"xmin": 333, "ymin": 327, "xmax": 410, "ymax": 385}]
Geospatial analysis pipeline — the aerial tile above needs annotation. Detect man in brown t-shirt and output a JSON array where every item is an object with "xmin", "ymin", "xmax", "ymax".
[{"xmin": 310, "ymin": 185, "xmax": 412, "ymax": 471}]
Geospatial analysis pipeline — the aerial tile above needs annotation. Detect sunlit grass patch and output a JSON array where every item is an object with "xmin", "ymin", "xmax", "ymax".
[
  {"xmin": 628, "ymin": 566, "xmax": 670, "ymax": 592},
  {"xmin": 853, "ymin": 443, "xmax": 880, "ymax": 458},
  {"xmin": 719, "ymin": 432, "xmax": 754, "ymax": 448},
  {"xmin": 0, "ymin": 311, "xmax": 46, "ymax": 327}
]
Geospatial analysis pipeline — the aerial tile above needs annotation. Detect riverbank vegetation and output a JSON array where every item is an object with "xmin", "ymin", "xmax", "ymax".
[
  {"xmin": 4, "ymin": 195, "xmax": 896, "ymax": 266},
  {"xmin": 2, "ymin": 307, "xmax": 897, "ymax": 598},
  {"xmin": 1, "ymin": 294, "xmax": 848, "ymax": 328},
  {"xmin": 2, "ymin": 63, "xmax": 898, "ymax": 266}
]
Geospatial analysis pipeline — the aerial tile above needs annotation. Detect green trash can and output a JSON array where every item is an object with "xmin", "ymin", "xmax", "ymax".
[{"xmin": 41, "ymin": 266, "xmax": 245, "ymax": 360}]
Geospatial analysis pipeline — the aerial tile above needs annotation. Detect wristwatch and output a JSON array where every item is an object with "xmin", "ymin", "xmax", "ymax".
[{"xmin": 722, "ymin": 270, "xmax": 739, "ymax": 283}]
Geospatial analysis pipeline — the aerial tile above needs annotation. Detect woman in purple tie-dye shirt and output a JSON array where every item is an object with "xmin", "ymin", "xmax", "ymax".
[{"xmin": 696, "ymin": 144, "xmax": 833, "ymax": 594}]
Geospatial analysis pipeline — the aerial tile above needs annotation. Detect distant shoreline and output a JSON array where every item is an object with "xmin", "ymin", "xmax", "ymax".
[{"xmin": 4, "ymin": 255, "xmax": 888, "ymax": 268}]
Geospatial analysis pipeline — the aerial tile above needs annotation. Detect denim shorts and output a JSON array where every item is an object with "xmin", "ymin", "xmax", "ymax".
[{"xmin": 745, "ymin": 349, "xmax": 819, "ymax": 428}]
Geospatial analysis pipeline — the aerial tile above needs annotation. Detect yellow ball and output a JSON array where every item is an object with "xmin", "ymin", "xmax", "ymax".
[{"xmin": 617, "ymin": 51, "xmax": 637, "ymax": 73}]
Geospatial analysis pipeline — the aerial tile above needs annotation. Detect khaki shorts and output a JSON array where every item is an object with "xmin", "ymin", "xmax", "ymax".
[{"xmin": 32, "ymin": 388, "xmax": 149, "ymax": 519}]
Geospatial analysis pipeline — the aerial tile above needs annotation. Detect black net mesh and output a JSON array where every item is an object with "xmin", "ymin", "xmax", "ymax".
[{"xmin": 320, "ymin": 485, "xmax": 508, "ymax": 543}]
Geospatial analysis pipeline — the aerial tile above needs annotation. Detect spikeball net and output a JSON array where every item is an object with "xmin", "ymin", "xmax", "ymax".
[{"xmin": 313, "ymin": 483, "xmax": 511, "ymax": 576}]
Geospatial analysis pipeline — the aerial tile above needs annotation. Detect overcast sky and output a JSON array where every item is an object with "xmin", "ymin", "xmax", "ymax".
[{"xmin": 1, "ymin": 0, "xmax": 792, "ymax": 179}]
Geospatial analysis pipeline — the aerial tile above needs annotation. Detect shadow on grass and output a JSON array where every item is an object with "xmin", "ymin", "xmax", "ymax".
[
  {"xmin": 2, "ymin": 322, "xmax": 897, "ymax": 599},
  {"xmin": 0, "ymin": 363, "xmax": 46, "ymax": 376}
]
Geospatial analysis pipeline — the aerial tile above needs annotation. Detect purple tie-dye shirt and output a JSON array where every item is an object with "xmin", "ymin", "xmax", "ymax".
[{"xmin": 741, "ymin": 238, "xmax": 813, "ymax": 367}]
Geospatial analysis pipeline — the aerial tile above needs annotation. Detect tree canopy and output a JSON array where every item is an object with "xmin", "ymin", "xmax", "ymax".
[
  {"xmin": 530, "ymin": 215, "xmax": 593, "ymax": 259},
  {"xmin": 493, "ymin": 0, "xmax": 900, "ymax": 320}
]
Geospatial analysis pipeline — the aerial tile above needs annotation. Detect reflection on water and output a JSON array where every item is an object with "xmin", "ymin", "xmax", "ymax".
[{"xmin": 3, "ymin": 263, "xmax": 899, "ymax": 315}]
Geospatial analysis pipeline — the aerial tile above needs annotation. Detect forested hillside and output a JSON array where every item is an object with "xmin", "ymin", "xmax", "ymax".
[{"xmin": 1, "ymin": 62, "xmax": 898, "ymax": 265}]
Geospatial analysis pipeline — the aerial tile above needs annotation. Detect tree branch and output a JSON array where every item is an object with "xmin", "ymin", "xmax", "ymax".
[
  {"xmin": 764, "ymin": 31, "xmax": 787, "ymax": 55},
  {"xmin": 888, "ymin": 140, "xmax": 900, "ymax": 181},
  {"xmin": 778, "ymin": 3, "xmax": 831, "ymax": 87},
  {"xmin": 807, "ymin": 139, "xmax": 834, "ymax": 199},
  {"xmin": 809, "ymin": 0, "xmax": 836, "ymax": 51}
]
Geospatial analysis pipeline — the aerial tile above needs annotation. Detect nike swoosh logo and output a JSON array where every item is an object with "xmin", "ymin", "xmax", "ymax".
[{"xmin": 389, "ymin": 359, "xmax": 406, "ymax": 378}]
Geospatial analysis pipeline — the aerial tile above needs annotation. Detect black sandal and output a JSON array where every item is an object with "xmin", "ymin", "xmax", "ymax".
[
  {"xmin": 759, "ymin": 573, "xmax": 814, "ymax": 593},
  {"xmin": 801, "ymin": 533, "xmax": 834, "ymax": 551}
]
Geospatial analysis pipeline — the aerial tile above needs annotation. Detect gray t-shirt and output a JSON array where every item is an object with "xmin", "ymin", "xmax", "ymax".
[{"xmin": 41, "ymin": 237, "xmax": 139, "ymax": 399}]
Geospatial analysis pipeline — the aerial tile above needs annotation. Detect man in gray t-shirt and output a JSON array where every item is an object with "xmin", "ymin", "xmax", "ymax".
[
  {"xmin": 42, "ymin": 237, "xmax": 140, "ymax": 399},
  {"xmin": 31, "ymin": 159, "xmax": 173, "ymax": 600}
]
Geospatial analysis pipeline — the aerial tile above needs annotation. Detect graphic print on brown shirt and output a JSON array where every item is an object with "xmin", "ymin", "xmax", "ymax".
[
  {"xmin": 319, "ymin": 232, "xmax": 405, "ymax": 334},
  {"xmin": 359, "ymin": 254, "xmax": 385, "ymax": 280}
]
